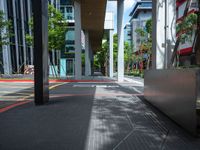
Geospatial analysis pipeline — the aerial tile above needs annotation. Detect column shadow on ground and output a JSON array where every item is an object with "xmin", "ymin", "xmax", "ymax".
[{"xmin": 0, "ymin": 83, "xmax": 96, "ymax": 150}]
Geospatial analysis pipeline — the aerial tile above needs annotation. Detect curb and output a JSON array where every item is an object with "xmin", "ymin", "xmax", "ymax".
[{"xmin": 0, "ymin": 80, "xmax": 113, "ymax": 83}]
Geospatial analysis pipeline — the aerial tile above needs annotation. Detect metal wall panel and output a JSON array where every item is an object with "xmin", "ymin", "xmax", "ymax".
[{"xmin": 144, "ymin": 69, "xmax": 200, "ymax": 135}]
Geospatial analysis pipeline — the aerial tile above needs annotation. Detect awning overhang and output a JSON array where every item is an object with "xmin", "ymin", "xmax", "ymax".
[{"xmin": 76, "ymin": 0, "xmax": 107, "ymax": 52}]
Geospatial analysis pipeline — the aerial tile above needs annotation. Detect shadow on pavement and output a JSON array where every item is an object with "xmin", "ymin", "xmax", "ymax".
[
  {"xmin": 0, "ymin": 83, "xmax": 96, "ymax": 150},
  {"xmin": 0, "ymin": 81, "xmax": 200, "ymax": 150},
  {"xmin": 94, "ymin": 83, "xmax": 200, "ymax": 150}
]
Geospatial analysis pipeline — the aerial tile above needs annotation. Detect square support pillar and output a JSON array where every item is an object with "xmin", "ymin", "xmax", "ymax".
[
  {"xmin": 85, "ymin": 31, "xmax": 91, "ymax": 76},
  {"xmin": 152, "ymin": 0, "xmax": 176, "ymax": 69},
  {"xmin": 74, "ymin": 1, "xmax": 82, "ymax": 79},
  {"xmin": 152, "ymin": 0, "xmax": 165, "ymax": 69},
  {"xmin": 151, "ymin": 0, "xmax": 157, "ymax": 69},
  {"xmin": 166, "ymin": 0, "xmax": 176, "ymax": 68},
  {"xmin": 109, "ymin": 30, "xmax": 114, "ymax": 78},
  {"xmin": 33, "ymin": 0, "xmax": 49, "ymax": 105},
  {"xmin": 117, "ymin": 0, "xmax": 124, "ymax": 82}
]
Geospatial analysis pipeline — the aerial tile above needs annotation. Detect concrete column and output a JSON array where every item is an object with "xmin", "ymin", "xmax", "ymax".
[
  {"xmin": 33, "ymin": 0, "xmax": 49, "ymax": 105},
  {"xmin": 85, "ymin": 31, "xmax": 91, "ymax": 76},
  {"xmin": 74, "ymin": 1, "xmax": 82, "ymax": 79},
  {"xmin": 0, "ymin": 0, "xmax": 12, "ymax": 74},
  {"xmin": 117, "ymin": 0, "xmax": 124, "ymax": 82},
  {"xmin": 20, "ymin": 0, "xmax": 27, "ymax": 66},
  {"xmin": 152, "ymin": 0, "xmax": 165, "ymax": 69},
  {"xmin": 109, "ymin": 30, "xmax": 114, "ymax": 78},
  {"xmin": 12, "ymin": 0, "xmax": 20, "ymax": 71},
  {"xmin": 166, "ymin": 0, "xmax": 176, "ymax": 68},
  {"xmin": 152, "ymin": 0, "xmax": 176, "ymax": 69},
  {"xmin": 151, "ymin": 0, "xmax": 157, "ymax": 69},
  {"xmin": 27, "ymin": 0, "xmax": 33, "ymax": 65}
]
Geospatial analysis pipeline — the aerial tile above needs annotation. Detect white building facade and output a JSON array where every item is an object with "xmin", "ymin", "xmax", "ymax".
[{"xmin": 129, "ymin": 0, "xmax": 152, "ymax": 53}]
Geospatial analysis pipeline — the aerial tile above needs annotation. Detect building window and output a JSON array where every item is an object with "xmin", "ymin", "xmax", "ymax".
[
  {"xmin": 66, "ymin": 28, "xmax": 75, "ymax": 45},
  {"xmin": 60, "ymin": 5, "xmax": 74, "ymax": 21},
  {"xmin": 66, "ymin": 7, "xmax": 72, "ymax": 13}
]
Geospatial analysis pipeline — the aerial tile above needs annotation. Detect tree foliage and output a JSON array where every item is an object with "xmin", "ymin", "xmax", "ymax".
[
  {"xmin": 134, "ymin": 18, "xmax": 152, "ymax": 70},
  {"xmin": 0, "ymin": 10, "xmax": 14, "ymax": 73},
  {"xmin": 26, "ymin": 4, "xmax": 67, "ymax": 51},
  {"xmin": 94, "ymin": 40, "xmax": 108, "ymax": 75},
  {"xmin": 145, "ymin": 19, "xmax": 152, "ymax": 35},
  {"xmin": 124, "ymin": 42, "xmax": 132, "ymax": 72},
  {"xmin": 0, "ymin": 10, "xmax": 13, "ymax": 48},
  {"xmin": 176, "ymin": 13, "xmax": 198, "ymax": 42}
]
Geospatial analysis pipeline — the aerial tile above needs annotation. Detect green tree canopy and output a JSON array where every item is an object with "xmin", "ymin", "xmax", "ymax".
[
  {"xmin": 0, "ymin": 10, "xmax": 13, "ymax": 48},
  {"xmin": 26, "ymin": 4, "xmax": 67, "ymax": 51},
  {"xmin": 145, "ymin": 19, "xmax": 152, "ymax": 35},
  {"xmin": 176, "ymin": 13, "xmax": 197, "ymax": 42}
]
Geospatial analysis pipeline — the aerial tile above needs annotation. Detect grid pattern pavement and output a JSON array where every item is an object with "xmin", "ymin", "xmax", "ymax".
[{"xmin": 0, "ymin": 80, "xmax": 200, "ymax": 150}]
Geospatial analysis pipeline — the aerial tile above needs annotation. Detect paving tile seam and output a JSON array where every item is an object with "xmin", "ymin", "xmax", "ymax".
[
  {"xmin": 159, "ymin": 130, "xmax": 170, "ymax": 150},
  {"xmin": 121, "ymin": 95, "xmax": 173, "ymax": 149},
  {"xmin": 92, "ymin": 96, "xmax": 134, "ymax": 150},
  {"xmin": 111, "ymin": 98, "xmax": 137, "ymax": 150},
  {"xmin": 129, "ymin": 95, "xmax": 170, "ymax": 132}
]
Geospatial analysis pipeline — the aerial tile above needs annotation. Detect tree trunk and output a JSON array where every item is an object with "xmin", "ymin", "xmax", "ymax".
[{"xmin": 127, "ymin": 62, "xmax": 130, "ymax": 73}]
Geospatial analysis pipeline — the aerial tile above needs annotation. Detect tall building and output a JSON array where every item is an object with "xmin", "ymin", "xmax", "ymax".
[
  {"xmin": 0, "ymin": 0, "xmax": 33, "ymax": 74},
  {"xmin": 59, "ymin": 0, "xmax": 76, "ymax": 76},
  {"xmin": 51, "ymin": 0, "xmax": 85, "ymax": 77},
  {"xmin": 129, "ymin": 0, "xmax": 152, "ymax": 53},
  {"xmin": 0, "ymin": 0, "xmax": 77, "ymax": 76},
  {"xmin": 124, "ymin": 23, "xmax": 132, "ymax": 46}
]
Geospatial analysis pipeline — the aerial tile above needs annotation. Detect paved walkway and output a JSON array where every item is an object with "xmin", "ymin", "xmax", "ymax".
[{"xmin": 0, "ymin": 77, "xmax": 200, "ymax": 150}]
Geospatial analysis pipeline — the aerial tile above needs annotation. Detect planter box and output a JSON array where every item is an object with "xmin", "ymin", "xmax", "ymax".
[{"xmin": 144, "ymin": 69, "xmax": 200, "ymax": 135}]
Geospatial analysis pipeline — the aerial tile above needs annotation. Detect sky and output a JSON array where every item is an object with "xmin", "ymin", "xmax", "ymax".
[{"xmin": 106, "ymin": 0, "xmax": 136, "ymax": 33}]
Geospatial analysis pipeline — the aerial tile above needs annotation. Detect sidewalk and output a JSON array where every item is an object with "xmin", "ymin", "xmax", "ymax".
[
  {"xmin": 0, "ymin": 76, "xmax": 200, "ymax": 150},
  {"xmin": 124, "ymin": 76, "xmax": 144, "ymax": 85}
]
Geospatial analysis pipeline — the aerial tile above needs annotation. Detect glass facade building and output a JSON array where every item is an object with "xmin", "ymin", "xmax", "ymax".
[
  {"xmin": 0, "ymin": 0, "xmax": 33, "ymax": 74},
  {"xmin": 0, "ymin": 0, "xmax": 76, "ymax": 76}
]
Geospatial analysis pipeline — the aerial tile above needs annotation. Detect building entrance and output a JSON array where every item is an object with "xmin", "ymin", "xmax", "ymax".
[{"xmin": 66, "ymin": 58, "xmax": 75, "ymax": 76}]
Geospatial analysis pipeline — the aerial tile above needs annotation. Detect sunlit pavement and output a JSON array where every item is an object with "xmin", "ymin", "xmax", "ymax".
[
  {"xmin": 0, "ymin": 82, "xmax": 61, "ymax": 110},
  {"xmin": 0, "ymin": 77, "xmax": 200, "ymax": 150}
]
